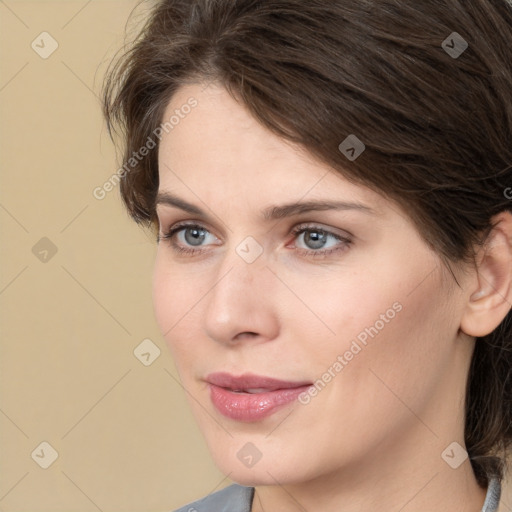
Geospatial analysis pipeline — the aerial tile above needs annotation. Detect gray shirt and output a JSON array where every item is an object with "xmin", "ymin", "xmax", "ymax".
[{"xmin": 172, "ymin": 476, "xmax": 501, "ymax": 512}]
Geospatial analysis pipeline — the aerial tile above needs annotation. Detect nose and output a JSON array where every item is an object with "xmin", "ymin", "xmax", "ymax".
[{"xmin": 202, "ymin": 246, "xmax": 280, "ymax": 346}]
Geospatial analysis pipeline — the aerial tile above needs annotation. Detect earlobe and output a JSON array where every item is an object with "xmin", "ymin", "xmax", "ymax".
[{"xmin": 460, "ymin": 211, "xmax": 512, "ymax": 338}]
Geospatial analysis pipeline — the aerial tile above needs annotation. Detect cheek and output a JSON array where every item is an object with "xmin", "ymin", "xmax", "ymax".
[
  {"xmin": 327, "ymin": 272, "xmax": 454, "ymax": 416},
  {"xmin": 305, "ymin": 257, "xmax": 453, "ymax": 399},
  {"xmin": 289, "ymin": 266, "xmax": 405, "ymax": 351},
  {"xmin": 151, "ymin": 255, "xmax": 193, "ymax": 347},
  {"xmin": 291, "ymin": 277, "xmax": 454, "ymax": 468},
  {"xmin": 151, "ymin": 256, "xmax": 171, "ymax": 334},
  {"xmin": 151, "ymin": 254, "xmax": 214, "ymax": 373},
  {"xmin": 315, "ymin": 248, "xmax": 445, "ymax": 350}
]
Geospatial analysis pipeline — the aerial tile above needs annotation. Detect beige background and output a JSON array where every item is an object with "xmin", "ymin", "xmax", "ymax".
[
  {"xmin": 0, "ymin": 1, "xmax": 511, "ymax": 511},
  {"xmin": 0, "ymin": 1, "xmax": 229, "ymax": 511}
]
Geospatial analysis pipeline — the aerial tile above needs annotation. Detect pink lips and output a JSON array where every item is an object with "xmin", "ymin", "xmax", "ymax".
[{"xmin": 206, "ymin": 372, "xmax": 313, "ymax": 422}]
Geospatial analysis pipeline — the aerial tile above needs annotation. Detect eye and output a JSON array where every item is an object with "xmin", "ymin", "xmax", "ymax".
[
  {"xmin": 157, "ymin": 222, "xmax": 219, "ymax": 255},
  {"xmin": 157, "ymin": 221, "xmax": 352, "ymax": 258},
  {"xmin": 289, "ymin": 224, "xmax": 352, "ymax": 257}
]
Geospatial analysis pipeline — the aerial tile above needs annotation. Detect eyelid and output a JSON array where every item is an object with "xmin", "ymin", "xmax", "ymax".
[
  {"xmin": 157, "ymin": 220, "xmax": 350, "ymax": 243},
  {"xmin": 290, "ymin": 222, "xmax": 354, "ymax": 240},
  {"xmin": 157, "ymin": 220, "xmax": 220, "ymax": 243},
  {"xmin": 158, "ymin": 220, "xmax": 353, "ymax": 259},
  {"xmin": 158, "ymin": 219, "xmax": 352, "ymax": 239}
]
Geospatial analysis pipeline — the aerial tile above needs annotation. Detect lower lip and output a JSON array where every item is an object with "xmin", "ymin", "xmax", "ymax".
[{"xmin": 208, "ymin": 383, "xmax": 312, "ymax": 422}]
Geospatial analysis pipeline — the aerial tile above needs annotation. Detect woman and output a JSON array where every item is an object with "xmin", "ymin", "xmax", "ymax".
[{"xmin": 102, "ymin": 1, "xmax": 512, "ymax": 510}]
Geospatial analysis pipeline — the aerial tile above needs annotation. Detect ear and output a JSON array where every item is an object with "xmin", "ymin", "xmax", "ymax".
[{"xmin": 460, "ymin": 210, "xmax": 512, "ymax": 337}]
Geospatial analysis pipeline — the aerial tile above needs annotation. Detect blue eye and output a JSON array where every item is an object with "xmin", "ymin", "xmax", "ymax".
[
  {"xmin": 293, "ymin": 227, "xmax": 342, "ymax": 252},
  {"xmin": 157, "ymin": 222, "xmax": 352, "ymax": 258},
  {"xmin": 157, "ymin": 223, "xmax": 218, "ymax": 255},
  {"xmin": 176, "ymin": 225, "xmax": 208, "ymax": 246}
]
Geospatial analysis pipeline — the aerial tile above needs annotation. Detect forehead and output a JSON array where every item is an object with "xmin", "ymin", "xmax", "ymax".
[
  {"xmin": 159, "ymin": 82, "xmax": 307, "ymax": 170},
  {"xmin": 157, "ymin": 83, "xmax": 390, "ymax": 215}
]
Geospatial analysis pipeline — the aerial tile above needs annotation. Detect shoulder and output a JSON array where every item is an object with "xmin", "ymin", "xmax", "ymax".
[{"xmin": 171, "ymin": 483, "xmax": 255, "ymax": 512}]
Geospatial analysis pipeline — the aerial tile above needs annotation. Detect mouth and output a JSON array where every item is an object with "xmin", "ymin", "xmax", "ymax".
[
  {"xmin": 205, "ymin": 371, "xmax": 312, "ymax": 392},
  {"xmin": 205, "ymin": 372, "xmax": 313, "ymax": 422},
  {"xmin": 229, "ymin": 388, "xmax": 275, "ymax": 394}
]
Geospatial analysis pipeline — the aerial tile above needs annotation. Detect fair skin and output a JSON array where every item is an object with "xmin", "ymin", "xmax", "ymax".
[{"xmin": 153, "ymin": 82, "xmax": 512, "ymax": 512}]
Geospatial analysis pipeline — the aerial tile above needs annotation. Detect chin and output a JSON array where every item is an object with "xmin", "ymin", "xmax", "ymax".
[
  {"xmin": 211, "ymin": 449, "xmax": 307, "ymax": 487},
  {"xmin": 223, "ymin": 467, "xmax": 294, "ymax": 487}
]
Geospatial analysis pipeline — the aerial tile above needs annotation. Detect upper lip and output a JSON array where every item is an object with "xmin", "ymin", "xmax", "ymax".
[{"xmin": 205, "ymin": 372, "xmax": 312, "ymax": 391}]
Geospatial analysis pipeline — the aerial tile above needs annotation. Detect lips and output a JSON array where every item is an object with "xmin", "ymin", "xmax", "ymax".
[
  {"xmin": 205, "ymin": 372, "xmax": 312, "ymax": 392},
  {"xmin": 205, "ymin": 372, "xmax": 313, "ymax": 422}
]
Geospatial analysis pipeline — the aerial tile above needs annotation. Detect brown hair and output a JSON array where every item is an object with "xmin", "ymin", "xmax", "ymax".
[{"xmin": 102, "ymin": 0, "xmax": 512, "ymax": 487}]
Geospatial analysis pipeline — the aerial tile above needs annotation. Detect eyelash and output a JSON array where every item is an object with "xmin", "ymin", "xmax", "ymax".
[{"xmin": 157, "ymin": 221, "xmax": 352, "ymax": 259}]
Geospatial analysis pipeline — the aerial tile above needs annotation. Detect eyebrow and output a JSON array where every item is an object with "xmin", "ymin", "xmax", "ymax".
[{"xmin": 155, "ymin": 191, "xmax": 376, "ymax": 221}]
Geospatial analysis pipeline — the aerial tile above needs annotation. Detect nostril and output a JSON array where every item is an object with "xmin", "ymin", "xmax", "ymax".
[{"xmin": 235, "ymin": 332, "xmax": 258, "ymax": 340}]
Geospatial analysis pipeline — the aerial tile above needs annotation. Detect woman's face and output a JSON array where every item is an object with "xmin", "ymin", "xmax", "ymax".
[{"xmin": 153, "ymin": 83, "xmax": 473, "ymax": 486}]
